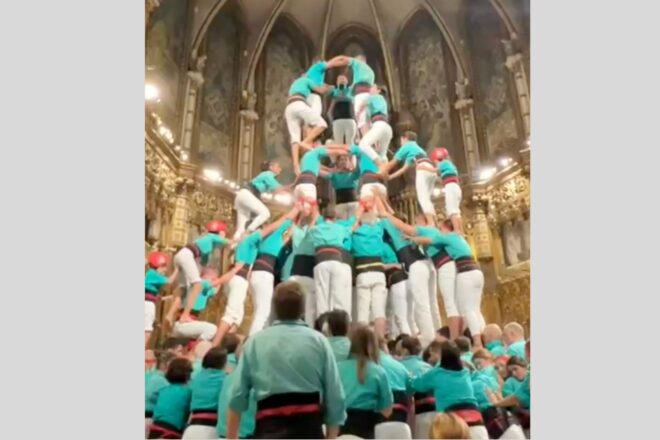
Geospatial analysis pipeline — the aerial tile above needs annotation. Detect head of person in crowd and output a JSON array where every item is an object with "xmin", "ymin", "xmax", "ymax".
[
  {"xmin": 158, "ymin": 351, "xmax": 176, "ymax": 373},
  {"xmin": 356, "ymin": 54, "xmax": 367, "ymax": 63},
  {"xmin": 397, "ymin": 335, "xmax": 422, "ymax": 358},
  {"xmin": 349, "ymin": 325, "xmax": 380, "ymax": 383},
  {"xmin": 455, "ymin": 336, "xmax": 472, "ymax": 355},
  {"xmin": 386, "ymin": 339, "xmax": 398, "ymax": 356},
  {"xmin": 495, "ymin": 355, "xmax": 511, "ymax": 379},
  {"xmin": 423, "ymin": 340, "xmax": 444, "ymax": 366},
  {"xmin": 482, "ymin": 323, "xmax": 503, "ymax": 346},
  {"xmin": 507, "ymin": 356, "xmax": 528, "ymax": 381},
  {"xmin": 503, "ymin": 322, "xmax": 526, "ymax": 345},
  {"xmin": 400, "ymin": 130, "xmax": 417, "ymax": 147},
  {"xmin": 336, "ymin": 74, "xmax": 349, "ymax": 89},
  {"xmin": 472, "ymin": 349, "xmax": 496, "ymax": 371},
  {"xmin": 439, "ymin": 218, "xmax": 454, "ymax": 233},
  {"xmin": 314, "ymin": 311, "xmax": 330, "ymax": 333},
  {"xmin": 166, "ymin": 357, "xmax": 193, "ymax": 385},
  {"xmin": 221, "ymin": 333, "xmax": 242, "ymax": 356},
  {"xmin": 163, "ymin": 337, "xmax": 189, "ymax": 357},
  {"xmin": 435, "ymin": 327, "xmax": 450, "ymax": 343},
  {"xmin": 272, "ymin": 281, "xmax": 305, "ymax": 321},
  {"xmin": 145, "ymin": 349, "xmax": 157, "ymax": 372},
  {"xmin": 429, "ymin": 412, "xmax": 470, "ymax": 440},
  {"xmin": 202, "ymin": 347, "xmax": 228, "ymax": 371},
  {"xmin": 261, "ymin": 160, "xmax": 282, "ymax": 176},
  {"xmin": 335, "ymin": 154, "xmax": 353, "ymax": 172},
  {"xmin": 322, "ymin": 205, "xmax": 338, "ymax": 222},
  {"xmin": 324, "ymin": 309, "xmax": 350, "ymax": 337},
  {"xmin": 439, "ymin": 341, "xmax": 463, "ymax": 371}
]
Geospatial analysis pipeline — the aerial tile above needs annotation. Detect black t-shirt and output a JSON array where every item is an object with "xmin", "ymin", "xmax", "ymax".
[{"xmin": 332, "ymin": 87, "xmax": 354, "ymax": 120}]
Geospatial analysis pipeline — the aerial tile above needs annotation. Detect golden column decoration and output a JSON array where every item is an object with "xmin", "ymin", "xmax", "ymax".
[
  {"xmin": 236, "ymin": 91, "xmax": 259, "ymax": 180},
  {"xmin": 455, "ymin": 80, "xmax": 482, "ymax": 178},
  {"xmin": 469, "ymin": 189, "xmax": 493, "ymax": 261},
  {"xmin": 169, "ymin": 178, "xmax": 196, "ymax": 247}
]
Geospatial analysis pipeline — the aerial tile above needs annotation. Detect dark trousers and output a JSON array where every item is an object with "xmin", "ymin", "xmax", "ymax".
[
  {"xmin": 255, "ymin": 412, "xmax": 323, "ymax": 439},
  {"xmin": 340, "ymin": 408, "xmax": 383, "ymax": 439}
]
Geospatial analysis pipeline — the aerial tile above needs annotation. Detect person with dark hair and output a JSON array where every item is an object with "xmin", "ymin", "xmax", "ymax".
[
  {"xmin": 319, "ymin": 309, "xmax": 351, "ymax": 362},
  {"xmin": 327, "ymin": 154, "xmax": 360, "ymax": 219},
  {"xmin": 304, "ymin": 56, "xmax": 330, "ymax": 116},
  {"xmin": 226, "ymin": 281, "xmax": 346, "ymax": 439},
  {"xmin": 429, "ymin": 147, "xmax": 464, "ymax": 234},
  {"xmin": 212, "ymin": 207, "xmax": 300, "ymax": 348},
  {"xmin": 328, "ymin": 74, "xmax": 357, "ymax": 145},
  {"xmin": 233, "ymin": 160, "xmax": 287, "ymax": 241},
  {"xmin": 455, "ymin": 336, "xmax": 475, "ymax": 367},
  {"xmin": 221, "ymin": 333, "xmax": 242, "ymax": 372},
  {"xmin": 411, "ymin": 341, "xmax": 488, "ymax": 439},
  {"xmin": 502, "ymin": 356, "xmax": 528, "ymax": 398},
  {"xmin": 377, "ymin": 337, "xmax": 412, "ymax": 423},
  {"xmin": 337, "ymin": 326, "xmax": 393, "ymax": 439},
  {"xmin": 145, "ymin": 351, "xmax": 176, "ymax": 436},
  {"xmin": 380, "ymin": 131, "xmax": 438, "ymax": 227},
  {"xmin": 354, "ymin": 84, "xmax": 393, "ymax": 167},
  {"xmin": 217, "ymin": 337, "xmax": 257, "ymax": 439},
  {"xmin": 149, "ymin": 358, "xmax": 194, "ymax": 439},
  {"xmin": 309, "ymin": 204, "xmax": 354, "ymax": 319},
  {"xmin": 182, "ymin": 348, "xmax": 228, "ymax": 438},
  {"xmin": 396, "ymin": 336, "xmax": 435, "ymax": 438},
  {"xmin": 144, "ymin": 252, "xmax": 179, "ymax": 347},
  {"xmin": 436, "ymin": 326, "xmax": 451, "ymax": 342},
  {"xmin": 382, "ymin": 241, "xmax": 412, "ymax": 337}
]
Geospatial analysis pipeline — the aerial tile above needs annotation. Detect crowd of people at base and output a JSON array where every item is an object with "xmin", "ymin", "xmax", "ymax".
[{"xmin": 145, "ymin": 282, "xmax": 531, "ymax": 440}]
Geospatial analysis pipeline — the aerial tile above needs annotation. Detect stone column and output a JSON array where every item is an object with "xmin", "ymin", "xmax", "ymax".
[
  {"xmin": 169, "ymin": 178, "xmax": 196, "ymax": 247},
  {"xmin": 455, "ymin": 80, "xmax": 481, "ymax": 178},
  {"xmin": 503, "ymin": 40, "xmax": 531, "ymax": 139},
  {"xmin": 145, "ymin": 0, "xmax": 160, "ymax": 27},
  {"xmin": 179, "ymin": 56, "xmax": 207, "ymax": 160},
  {"xmin": 235, "ymin": 91, "xmax": 259, "ymax": 181}
]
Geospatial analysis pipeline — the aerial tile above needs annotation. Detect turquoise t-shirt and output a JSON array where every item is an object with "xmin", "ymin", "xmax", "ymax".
[
  {"xmin": 152, "ymin": 384, "xmax": 192, "ymax": 431},
  {"xmin": 300, "ymin": 147, "xmax": 330, "ymax": 176},
  {"xmin": 400, "ymin": 356, "xmax": 432, "ymax": 378},
  {"xmin": 329, "ymin": 170, "xmax": 360, "ymax": 190},
  {"xmin": 379, "ymin": 351, "xmax": 411, "ymax": 393},
  {"xmin": 191, "ymin": 360, "xmax": 203, "ymax": 380},
  {"xmin": 310, "ymin": 217, "xmax": 353, "ymax": 251},
  {"xmin": 194, "ymin": 233, "xmax": 229, "ymax": 266},
  {"xmin": 380, "ymin": 243, "xmax": 399, "ymax": 265},
  {"xmin": 191, "ymin": 368, "xmax": 226, "ymax": 411},
  {"xmin": 227, "ymin": 353, "xmax": 238, "ymax": 370},
  {"xmin": 288, "ymin": 76, "xmax": 315, "ymax": 97},
  {"xmin": 461, "ymin": 352, "xmax": 474, "ymax": 366},
  {"xmin": 228, "ymin": 320, "xmax": 346, "ymax": 427},
  {"xmin": 381, "ymin": 218, "xmax": 413, "ymax": 251},
  {"xmin": 351, "ymin": 222, "xmax": 385, "ymax": 258},
  {"xmin": 486, "ymin": 341, "xmax": 507, "ymax": 357},
  {"xmin": 330, "ymin": 86, "xmax": 353, "ymax": 100},
  {"xmin": 411, "ymin": 367, "xmax": 477, "ymax": 412},
  {"xmin": 217, "ymin": 371, "xmax": 257, "ymax": 439},
  {"xmin": 235, "ymin": 231, "xmax": 262, "ymax": 266},
  {"xmin": 367, "ymin": 94, "xmax": 388, "ymax": 118},
  {"xmin": 306, "ymin": 61, "xmax": 327, "ymax": 87},
  {"xmin": 349, "ymin": 58, "xmax": 375, "ymax": 86},
  {"xmin": 250, "ymin": 171, "xmax": 281, "ymax": 193},
  {"xmin": 415, "ymin": 227, "xmax": 447, "ymax": 259},
  {"xmin": 472, "ymin": 374, "xmax": 498, "ymax": 410},
  {"xmin": 438, "ymin": 160, "xmax": 458, "ymax": 178},
  {"xmin": 145, "ymin": 269, "xmax": 168, "ymax": 294},
  {"xmin": 349, "ymin": 144, "xmax": 379, "ymax": 174},
  {"xmin": 258, "ymin": 219, "xmax": 292, "ymax": 257},
  {"xmin": 338, "ymin": 358, "xmax": 393, "ymax": 411},
  {"xmin": 502, "ymin": 376, "xmax": 523, "ymax": 398},
  {"xmin": 507, "ymin": 340, "xmax": 526, "ymax": 359},
  {"xmin": 329, "ymin": 336, "xmax": 351, "ymax": 362},
  {"xmin": 191, "ymin": 279, "xmax": 216, "ymax": 312},
  {"xmin": 416, "ymin": 226, "xmax": 474, "ymax": 260},
  {"xmin": 145, "ymin": 370, "xmax": 169, "ymax": 414},
  {"xmin": 514, "ymin": 372, "xmax": 531, "ymax": 409},
  {"xmin": 394, "ymin": 141, "xmax": 427, "ymax": 165}
]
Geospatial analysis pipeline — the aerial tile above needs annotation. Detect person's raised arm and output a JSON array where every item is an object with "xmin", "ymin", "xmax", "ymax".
[
  {"xmin": 259, "ymin": 206, "xmax": 300, "ymax": 239},
  {"xmin": 379, "ymin": 158, "xmax": 399, "ymax": 177},
  {"xmin": 326, "ymin": 55, "xmax": 351, "ymax": 68},
  {"xmin": 312, "ymin": 84, "xmax": 333, "ymax": 95},
  {"xmin": 407, "ymin": 236, "xmax": 432, "ymax": 246},
  {"xmin": 166, "ymin": 266, "xmax": 179, "ymax": 285},
  {"xmin": 217, "ymin": 263, "xmax": 245, "ymax": 286},
  {"xmin": 411, "ymin": 368, "xmax": 436, "ymax": 393},
  {"xmin": 388, "ymin": 163, "xmax": 410, "ymax": 181},
  {"xmin": 382, "ymin": 211, "xmax": 417, "ymax": 237}
]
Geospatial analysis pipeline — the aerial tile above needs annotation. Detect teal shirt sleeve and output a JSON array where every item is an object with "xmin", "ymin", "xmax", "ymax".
[
  {"xmin": 393, "ymin": 145, "xmax": 407, "ymax": 163},
  {"xmin": 416, "ymin": 226, "xmax": 450, "ymax": 247},
  {"xmin": 321, "ymin": 337, "xmax": 347, "ymax": 426},
  {"xmin": 228, "ymin": 347, "xmax": 253, "ymax": 413},
  {"xmin": 502, "ymin": 377, "xmax": 520, "ymax": 398},
  {"xmin": 264, "ymin": 173, "xmax": 281, "ymax": 191},
  {"xmin": 411, "ymin": 368, "xmax": 436, "ymax": 393},
  {"xmin": 376, "ymin": 367, "xmax": 394, "ymax": 411},
  {"xmin": 514, "ymin": 373, "xmax": 531, "ymax": 409}
]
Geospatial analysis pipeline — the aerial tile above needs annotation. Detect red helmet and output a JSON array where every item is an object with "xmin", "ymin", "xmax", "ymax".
[
  {"xmin": 147, "ymin": 252, "xmax": 169, "ymax": 269},
  {"xmin": 430, "ymin": 147, "xmax": 449, "ymax": 162},
  {"xmin": 206, "ymin": 220, "xmax": 227, "ymax": 234}
]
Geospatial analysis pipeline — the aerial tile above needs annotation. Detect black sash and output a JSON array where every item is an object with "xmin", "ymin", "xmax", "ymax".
[
  {"xmin": 184, "ymin": 243, "xmax": 201, "ymax": 259},
  {"xmin": 294, "ymin": 172, "xmax": 317, "ymax": 186},
  {"xmin": 236, "ymin": 264, "xmax": 251, "ymax": 280},
  {"xmin": 247, "ymin": 183, "xmax": 261, "ymax": 198},
  {"xmin": 253, "ymin": 253, "xmax": 277, "ymax": 275},
  {"xmin": 455, "ymin": 256, "xmax": 479, "ymax": 273},
  {"xmin": 360, "ymin": 172, "xmax": 385, "ymax": 186},
  {"xmin": 385, "ymin": 267, "xmax": 407, "ymax": 288},
  {"xmin": 333, "ymin": 96, "xmax": 354, "ymax": 120},
  {"xmin": 354, "ymin": 256, "xmax": 384, "ymax": 276},
  {"xmin": 335, "ymin": 188, "xmax": 357, "ymax": 204},
  {"xmin": 340, "ymin": 408, "xmax": 383, "ymax": 439},
  {"xmin": 291, "ymin": 254, "xmax": 315, "ymax": 278},
  {"xmin": 315, "ymin": 246, "xmax": 345, "ymax": 265},
  {"xmin": 432, "ymin": 251, "xmax": 452, "ymax": 269},
  {"xmin": 396, "ymin": 245, "xmax": 426, "ymax": 271}
]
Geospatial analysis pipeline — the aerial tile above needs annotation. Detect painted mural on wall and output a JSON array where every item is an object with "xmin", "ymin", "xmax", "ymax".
[
  {"xmin": 260, "ymin": 30, "xmax": 307, "ymax": 182},
  {"xmin": 198, "ymin": 13, "xmax": 239, "ymax": 170},
  {"xmin": 401, "ymin": 14, "xmax": 455, "ymax": 153},
  {"xmin": 467, "ymin": 4, "xmax": 521, "ymax": 159},
  {"xmin": 501, "ymin": 217, "xmax": 530, "ymax": 266},
  {"xmin": 146, "ymin": 0, "xmax": 188, "ymax": 133}
]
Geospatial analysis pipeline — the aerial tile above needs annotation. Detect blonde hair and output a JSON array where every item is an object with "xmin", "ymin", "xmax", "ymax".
[
  {"xmin": 429, "ymin": 413, "xmax": 470, "ymax": 439},
  {"xmin": 503, "ymin": 322, "xmax": 525, "ymax": 338}
]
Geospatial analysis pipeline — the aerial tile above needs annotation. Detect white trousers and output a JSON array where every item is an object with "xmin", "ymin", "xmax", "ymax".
[
  {"xmin": 285, "ymin": 100, "xmax": 327, "ymax": 144},
  {"xmin": 145, "ymin": 418, "xmax": 152, "ymax": 438},
  {"xmin": 174, "ymin": 247, "xmax": 202, "ymax": 288},
  {"xmin": 354, "ymin": 92, "xmax": 371, "ymax": 129},
  {"xmin": 294, "ymin": 182, "xmax": 317, "ymax": 203},
  {"xmin": 289, "ymin": 275, "xmax": 316, "ymax": 326},
  {"xmin": 355, "ymin": 271, "xmax": 387, "ymax": 324},
  {"xmin": 182, "ymin": 425, "xmax": 219, "ymax": 439},
  {"xmin": 416, "ymin": 168, "xmax": 437, "ymax": 215},
  {"xmin": 456, "ymin": 269, "xmax": 486, "ymax": 335},
  {"xmin": 249, "ymin": 270, "xmax": 275, "ymax": 336},
  {"xmin": 172, "ymin": 320, "xmax": 218, "ymax": 341},
  {"xmin": 333, "ymin": 119, "xmax": 357, "ymax": 144},
  {"xmin": 313, "ymin": 261, "xmax": 352, "ymax": 317},
  {"xmin": 221, "ymin": 276, "xmax": 249, "ymax": 326},
  {"xmin": 408, "ymin": 260, "xmax": 437, "ymax": 346},
  {"xmin": 358, "ymin": 120, "xmax": 393, "ymax": 161},
  {"xmin": 406, "ymin": 279, "xmax": 420, "ymax": 336},
  {"xmin": 306, "ymin": 93, "xmax": 323, "ymax": 117},
  {"xmin": 424, "ymin": 261, "xmax": 443, "ymax": 330},
  {"xmin": 469, "ymin": 425, "xmax": 490, "ymax": 440},
  {"xmin": 444, "ymin": 182, "xmax": 462, "ymax": 217},
  {"xmin": 335, "ymin": 202, "xmax": 359, "ymax": 219},
  {"xmin": 437, "ymin": 261, "xmax": 459, "ymax": 317},
  {"xmin": 234, "ymin": 188, "xmax": 271, "ymax": 240},
  {"xmin": 145, "ymin": 300, "xmax": 156, "ymax": 332},
  {"xmin": 389, "ymin": 279, "xmax": 412, "ymax": 335},
  {"xmin": 414, "ymin": 412, "xmax": 435, "ymax": 440}
]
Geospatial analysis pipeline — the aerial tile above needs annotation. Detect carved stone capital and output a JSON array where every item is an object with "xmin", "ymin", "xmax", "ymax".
[
  {"xmin": 241, "ymin": 90, "xmax": 258, "ymax": 111},
  {"xmin": 505, "ymin": 53, "xmax": 524, "ymax": 72},
  {"xmin": 239, "ymin": 109, "xmax": 259, "ymax": 122},
  {"xmin": 454, "ymin": 98, "xmax": 474, "ymax": 111}
]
